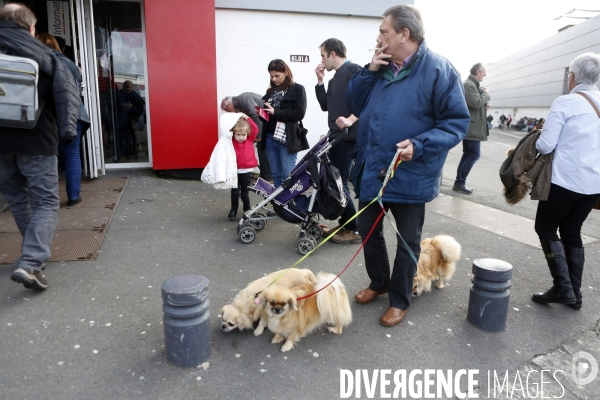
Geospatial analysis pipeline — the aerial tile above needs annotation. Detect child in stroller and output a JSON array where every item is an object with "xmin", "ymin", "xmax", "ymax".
[{"xmin": 236, "ymin": 134, "xmax": 347, "ymax": 254}]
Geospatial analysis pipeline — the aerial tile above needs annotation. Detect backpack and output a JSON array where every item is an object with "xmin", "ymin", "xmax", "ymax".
[
  {"xmin": 0, "ymin": 54, "xmax": 40, "ymax": 129},
  {"xmin": 315, "ymin": 158, "xmax": 348, "ymax": 220}
]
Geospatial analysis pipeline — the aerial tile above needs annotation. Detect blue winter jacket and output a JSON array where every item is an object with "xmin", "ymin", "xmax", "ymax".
[{"xmin": 346, "ymin": 40, "xmax": 469, "ymax": 204}]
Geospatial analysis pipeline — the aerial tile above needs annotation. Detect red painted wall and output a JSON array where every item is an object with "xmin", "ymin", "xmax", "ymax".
[{"xmin": 144, "ymin": 0, "xmax": 217, "ymax": 170}]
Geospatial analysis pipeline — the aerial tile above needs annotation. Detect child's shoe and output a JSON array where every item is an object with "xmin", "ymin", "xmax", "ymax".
[{"xmin": 228, "ymin": 208, "xmax": 237, "ymax": 221}]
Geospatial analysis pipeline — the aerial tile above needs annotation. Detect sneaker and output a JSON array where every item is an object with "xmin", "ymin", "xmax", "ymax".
[
  {"xmin": 11, "ymin": 268, "xmax": 48, "ymax": 290},
  {"xmin": 321, "ymin": 224, "xmax": 343, "ymax": 237},
  {"xmin": 331, "ymin": 229, "xmax": 362, "ymax": 244}
]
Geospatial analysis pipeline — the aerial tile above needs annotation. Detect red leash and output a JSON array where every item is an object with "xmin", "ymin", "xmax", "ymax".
[{"xmin": 295, "ymin": 209, "xmax": 385, "ymax": 301}]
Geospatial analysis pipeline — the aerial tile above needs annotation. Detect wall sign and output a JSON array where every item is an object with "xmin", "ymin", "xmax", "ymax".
[
  {"xmin": 47, "ymin": 1, "xmax": 71, "ymax": 45},
  {"xmin": 290, "ymin": 55, "xmax": 310, "ymax": 62}
]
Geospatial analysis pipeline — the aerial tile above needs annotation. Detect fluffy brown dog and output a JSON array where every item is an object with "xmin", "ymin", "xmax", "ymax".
[
  {"xmin": 412, "ymin": 235, "xmax": 461, "ymax": 296},
  {"xmin": 253, "ymin": 272, "xmax": 352, "ymax": 352},
  {"xmin": 220, "ymin": 268, "xmax": 316, "ymax": 332}
]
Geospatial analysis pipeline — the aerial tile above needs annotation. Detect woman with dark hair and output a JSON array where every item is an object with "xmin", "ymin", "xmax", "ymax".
[
  {"xmin": 260, "ymin": 59, "xmax": 307, "ymax": 187},
  {"xmin": 37, "ymin": 32, "xmax": 90, "ymax": 206}
]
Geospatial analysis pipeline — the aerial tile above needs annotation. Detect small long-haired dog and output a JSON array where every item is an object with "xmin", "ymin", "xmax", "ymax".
[
  {"xmin": 220, "ymin": 268, "xmax": 316, "ymax": 332},
  {"xmin": 412, "ymin": 235, "xmax": 461, "ymax": 296},
  {"xmin": 253, "ymin": 271, "xmax": 352, "ymax": 352}
]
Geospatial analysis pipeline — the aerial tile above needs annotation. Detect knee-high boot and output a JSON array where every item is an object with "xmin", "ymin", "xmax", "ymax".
[
  {"xmin": 565, "ymin": 246, "xmax": 584, "ymax": 310},
  {"xmin": 229, "ymin": 190, "xmax": 239, "ymax": 221},
  {"xmin": 532, "ymin": 240, "xmax": 576, "ymax": 304}
]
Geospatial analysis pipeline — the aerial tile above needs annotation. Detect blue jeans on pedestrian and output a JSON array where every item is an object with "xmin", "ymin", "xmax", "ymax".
[
  {"xmin": 265, "ymin": 134, "xmax": 297, "ymax": 188},
  {"xmin": 454, "ymin": 139, "xmax": 481, "ymax": 186},
  {"xmin": 0, "ymin": 154, "xmax": 59, "ymax": 272},
  {"xmin": 58, "ymin": 120, "xmax": 84, "ymax": 201},
  {"xmin": 328, "ymin": 140, "xmax": 358, "ymax": 232}
]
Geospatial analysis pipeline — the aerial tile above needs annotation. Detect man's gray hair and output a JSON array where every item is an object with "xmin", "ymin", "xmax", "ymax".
[
  {"xmin": 0, "ymin": 3, "xmax": 37, "ymax": 31},
  {"xmin": 220, "ymin": 96, "xmax": 233, "ymax": 111},
  {"xmin": 383, "ymin": 5, "xmax": 424, "ymax": 43},
  {"xmin": 470, "ymin": 63, "xmax": 485, "ymax": 75},
  {"xmin": 569, "ymin": 53, "xmax": 600, "ymax": 85}
]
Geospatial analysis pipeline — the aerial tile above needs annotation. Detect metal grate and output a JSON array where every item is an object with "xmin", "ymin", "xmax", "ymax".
[{"xmin": 0, "ymin": 176, "xmax": 127, "ymax": 265}]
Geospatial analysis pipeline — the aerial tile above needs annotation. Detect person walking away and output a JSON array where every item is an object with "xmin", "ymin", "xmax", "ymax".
[
  {"xmin": 532, "ymin": 52, "xmax": 600, "ymax": 310},
  {"xmin": 0, "ymin": 4, "xmax": 79, "ymax": 290},
  {"xmin": 228, "ymin": 115, "xmax": 259, "ymax": 221},
  {"xmin": 452, "ymin": 62, "xmax": 490, "ymax": 195},
  {"xmin": 37, "ymin": 33, "xmax": 90, "ymax": 206},
  {"xmin": 314, "ymin": 38, "xmax": 362, "ymax": 244},
  {"xmin": 346, "ymin": 5, "xmax": 469, "ymax": 327}
]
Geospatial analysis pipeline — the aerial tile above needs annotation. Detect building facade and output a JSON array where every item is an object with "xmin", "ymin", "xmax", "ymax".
[
  {"xmin": 485, "ymin": 13, "xmax": 600, "ymax": 126},
  {"xmin": 7, "ymin": 0, "xmax": 411, "ymax": 176}
]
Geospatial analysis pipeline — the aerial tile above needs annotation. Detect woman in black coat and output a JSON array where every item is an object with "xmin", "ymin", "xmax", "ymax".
[{"xmin": 260, "ymin": 59, "xmax": 307, "ymax": 187}]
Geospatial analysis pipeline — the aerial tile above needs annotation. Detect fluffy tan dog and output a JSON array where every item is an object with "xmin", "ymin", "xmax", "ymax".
[
  {"xmin": 253, "ymin": 272, "xmax": 352, "ymax": 352},
  {"xmin": 220, "ymin": 268, "xmax": 316, "ymax": 332},
  {"xmin": 412, "ymin": 235, "xmax": 461, "ymax": 296}
]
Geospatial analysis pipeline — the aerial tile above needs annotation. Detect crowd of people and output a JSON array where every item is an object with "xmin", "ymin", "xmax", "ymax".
[{"xmin": 2, "ymin": 4, "xmax": 599, "ymax": 331}]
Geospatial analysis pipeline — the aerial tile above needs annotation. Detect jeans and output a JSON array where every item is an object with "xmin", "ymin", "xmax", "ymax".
[
  {"xmin": 0, "ymin": 154, "xmax": 59, "ymax": 272},
  {"xmin": 358, "ymin": 200, "xmax": 425, "ymax": 309},
  {"xmin": 328, "ymin": 140, "xmax": 358, "ymax": 232},
  {"xmin": 455, "ymin": 139, "xmax": 481, "ymax": 186},
  {"xmin": 58, "ymin": 120, "xmax": 84, "ymax": 201},
  {"xmin": 265, "ymin": 134, "xmax": 297, "ymax": 188},
  {"xmin": 535, "ymin": 184, "xmax": 600, "ymax": 247},
  {"xmin": 231, "ymin": 172, "xmax": 253, "ymax": 212}
]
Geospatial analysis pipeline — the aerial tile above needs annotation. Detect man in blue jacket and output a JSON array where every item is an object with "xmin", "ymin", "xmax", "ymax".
[{"xmin": 346, "ymin": 5, "xmax": 469, "ymax": 327}]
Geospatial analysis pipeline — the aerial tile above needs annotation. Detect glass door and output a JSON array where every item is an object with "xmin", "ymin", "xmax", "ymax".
[{"xmin": 75, "ymin": 0, "xmax": 151, "ymax": 170}]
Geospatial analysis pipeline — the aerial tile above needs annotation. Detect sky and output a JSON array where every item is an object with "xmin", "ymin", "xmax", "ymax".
[{"xmin": 414, "ymin": 0, "xmax": 600, "ymax": 77}]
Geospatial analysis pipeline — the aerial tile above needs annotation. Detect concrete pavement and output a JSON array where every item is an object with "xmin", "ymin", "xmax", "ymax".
[{"xmin": 1, "ymin": 132, "xmax": 599, "ymax": 399}]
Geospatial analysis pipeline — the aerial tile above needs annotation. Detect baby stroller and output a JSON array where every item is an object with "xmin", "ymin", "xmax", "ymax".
[{"xmin": 236, "ymin": 134, "xmax": 347, "ymax": 254}]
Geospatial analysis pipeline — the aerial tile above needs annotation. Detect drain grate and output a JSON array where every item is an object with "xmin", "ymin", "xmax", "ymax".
[{"xmin": 0, "ymin": 176, "xmax": 127, "ymax": 265}]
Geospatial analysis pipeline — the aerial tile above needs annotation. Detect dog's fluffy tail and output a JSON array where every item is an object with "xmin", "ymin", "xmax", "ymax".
[
  {"xmin": 315, "ymin": 272, "xmax": 352, "ymax": 327},
  {"xmin": 432, "ymin": 235, "xmax": 461, "ymax": 263}
]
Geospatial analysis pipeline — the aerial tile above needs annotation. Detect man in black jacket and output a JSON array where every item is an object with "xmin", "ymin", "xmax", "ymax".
[
  {"xmin": 315, "ymin": 38, "xmax": 362, "ymax": 244},
  {"xmin": 0, "ymin": 4, "xmax": 79, "ymax": 290}
]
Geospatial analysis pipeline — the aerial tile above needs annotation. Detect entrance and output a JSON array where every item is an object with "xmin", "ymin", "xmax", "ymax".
[{"xmin": 31, "ymin": 0, "xmax": 151, "ymax": 176}]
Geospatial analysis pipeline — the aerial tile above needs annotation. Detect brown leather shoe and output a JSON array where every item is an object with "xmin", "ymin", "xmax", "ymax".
[
  {"xmin": 354, "ymin": 287, "xmax": 388, "ymax": 304},
  {"xmin": 379, "ymin": 307, "xmax": 408, "ymax": 327}
]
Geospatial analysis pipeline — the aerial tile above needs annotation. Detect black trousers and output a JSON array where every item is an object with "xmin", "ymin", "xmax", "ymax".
[
  {"xmin": 535, "ymin": 183, "xmax": 600, "ymax": 247},
  {"xmin": 256, "ymin": 143, "xmax": 272, "ymax": 181},
  {"xmin": 357, "ymin": 200, "xmax": 425, "ymax": 309},
  {"xmin": 231, "ymin": 172, "xmax": 253, "ymax": 212}
]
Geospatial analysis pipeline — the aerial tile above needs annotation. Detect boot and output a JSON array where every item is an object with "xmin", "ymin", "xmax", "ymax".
[
  {"xmin": 229, "ymin": 193, "xmax": 239, "ymax": 221},
  {"xmin": 565, "ymin": 246, "xmax": 584, "ymax": 310},
  {"xmin": 532, "ymin": 240, "xmax": 576, "ymax": 304}
]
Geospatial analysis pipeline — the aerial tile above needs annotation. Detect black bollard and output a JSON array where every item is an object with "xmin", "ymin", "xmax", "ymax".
[
  {"xmin": 467, "ymin": 258, "xmax": 513, "ymax": 332},
  {"xmin": 162, "ymin": 275, "xmax": 211, "ymax": 368}
]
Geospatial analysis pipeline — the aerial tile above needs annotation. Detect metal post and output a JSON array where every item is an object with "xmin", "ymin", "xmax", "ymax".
[
  {"xmin": 162, "ymin": 275, "xmax": 211, "ymax": 368},
  {"xmin": 467, "ymin": 258, "xmax": 513, "ymax": 332}
]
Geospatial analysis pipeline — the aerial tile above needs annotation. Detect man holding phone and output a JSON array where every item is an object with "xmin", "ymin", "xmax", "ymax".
[{"xmin": 315, "ymin": 38, "xmax": 362, "ymax": 244}]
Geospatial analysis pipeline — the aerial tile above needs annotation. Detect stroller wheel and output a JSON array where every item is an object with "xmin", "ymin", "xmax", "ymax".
[
  {"xmin": 238, "ymin": 226, "xmax": 256, "ymax": 244},
  {"xmin": 297, "ymin": 238, "xmax": 315, "ymax": 255},
  {"xmin": 306, "ymin": 224, "xmax": 323, "ymax": 241},
  {"xmin": 250, "ymin": 212, "xmax": 267, "ymax": 231}
]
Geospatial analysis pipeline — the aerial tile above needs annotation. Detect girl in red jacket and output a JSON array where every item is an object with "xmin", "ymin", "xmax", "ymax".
[{"xmin": 229, "ymin": 115, "xmax": 259, "ymax": 220}]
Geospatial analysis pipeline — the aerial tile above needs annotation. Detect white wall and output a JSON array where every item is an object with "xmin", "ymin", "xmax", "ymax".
[{"xmin": 215, "ymin": 9, "xmax": 381, "ymax": 150}]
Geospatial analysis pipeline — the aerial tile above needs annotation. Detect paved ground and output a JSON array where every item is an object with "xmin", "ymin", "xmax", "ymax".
[{"xmin": 1, "ymin": 126, "xmax": 599, "ymax": 399}]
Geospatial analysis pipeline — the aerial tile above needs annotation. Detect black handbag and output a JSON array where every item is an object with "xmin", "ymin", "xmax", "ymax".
[{"xmin": 297, "ymin": 121, "xmax": 309, "ymax": 151}]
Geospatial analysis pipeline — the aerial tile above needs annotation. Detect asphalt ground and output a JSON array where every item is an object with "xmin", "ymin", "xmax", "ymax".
[{"xmin": 1, "ymin": 126, "xmax": 599, "ymax": 399}]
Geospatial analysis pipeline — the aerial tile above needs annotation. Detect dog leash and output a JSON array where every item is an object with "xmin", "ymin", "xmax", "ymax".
[{"xmin": 252, "ymin": 148, "xmax": 415, "ymax": 301}]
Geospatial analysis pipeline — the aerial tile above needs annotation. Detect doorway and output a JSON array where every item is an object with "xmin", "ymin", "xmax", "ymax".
[{"xmin": 29, "ymin": 0, "xmax": 151, "ymax": 175}]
